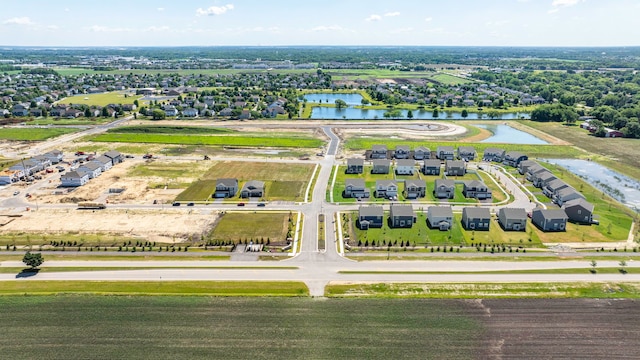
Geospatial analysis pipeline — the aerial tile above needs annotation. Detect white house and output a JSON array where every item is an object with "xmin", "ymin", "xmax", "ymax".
[
  {"xmin": 395, "ymin": 159, "xmax": 415, "ymax": 175},
  {"xmin": 60, "ymin": 170, "xmax": 90, "ymax": 187},
  {"xmin": 77, "ymin": 161, "xmax": 102, "ymax": 179},
  {"xmin": 93, "ymin": 156, "xmax": 113, "ymax": 172}
]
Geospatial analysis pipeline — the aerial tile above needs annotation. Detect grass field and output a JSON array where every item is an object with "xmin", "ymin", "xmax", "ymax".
[
  {"xmin": 0, "ymin": 127, "xmax": 77, "ymax": 141},
  {"xmin": 430, "ymin": 73, "xmax": 473, "ymax": 85},
  {"xmin": 91, "ymin": 133, "xmax": 324, "ymax": 148},
  {"xmin": 110, "ymin": 125, "xmax": 235, "ymax": 135},
  {"xmin": 208, "ymin": 212, "xmax": 294, "ymax": 245},
  {"xmin": 0, "ymin": 296, "xmax": 482, "ymax": 359},
  {"xmin": 27, "ymin": 118, "xmax": 111, "ymax": 125},
  {"xmin": 58, "ymin": 92, "xmax": 142, "ymax": 107}
]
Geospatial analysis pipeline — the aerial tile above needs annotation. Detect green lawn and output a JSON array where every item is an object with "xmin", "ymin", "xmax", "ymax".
[
  {"xmin": 208, "ymin": 211, "xmax": 294, "ymax": 245},
  {"xmin": 0, "ymin": 296, "xmax": 481, "ymax": 360},
  {"xmin": 175, "ymin": 179, "xmax": 218, "ymax": 201},
  {"xmin": 0, "ymin": 127, "xmax": 77, "ymax": 141},
  {"xmin": 91, "ymin": 133, "xmax": 324, "ymax": 148},
  {"xmin": 58, "ymin": 92, "xmax": 143, "ymax": 107},
  {"xmin": 109, "ymin": 125, "xmax": 235, "ymax": 135}
]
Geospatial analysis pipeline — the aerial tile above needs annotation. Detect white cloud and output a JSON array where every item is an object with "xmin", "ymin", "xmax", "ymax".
[
  {"xmin": 365, "ymin": 14, "xmax": 381, "ymax": 21},
  {"xmin": 390, "ymin": 27, "xmax": 413, "ymax": 34},
  {"xmin": 3, "ymin": 17, "xmax": 34, "ymax": 26},
  {"xmin": 311, "ymin": 25, "xmax": 344, "ymax": 32},
  {"xmin": 145, "ymin": 26, "xmax": 170, "ymax": 32},
  {"xmin": 196, "ymin": 4, "xmax": 234, "ymax": 16},
  {"xmin": 549, "ymin": 0, "xmax": 583, "ymax": 12},
  {"xmin": 384, "ymin": 12, "xmax": 400, "ymax": 17},
  {"xmin": 47, "ymin": 25, "xmax": 60, "ymax": 30},
  {"xmin": 157, "ymin": 7, "xmax": 165, "ymax": 12},
  {"xmin": 424, "ymin": 17, "xmax": 433, "ymax": 22},
  {"xmin": 486, "ymin": 20, "xmax": 510, "ymax": 27},
  {"xmin": 87, "ymin": 25, "xmax": 131, "ymax": 33},
  {"xmin": 64, "ymin": 8, "xmax": 70, "ymax": 12}
]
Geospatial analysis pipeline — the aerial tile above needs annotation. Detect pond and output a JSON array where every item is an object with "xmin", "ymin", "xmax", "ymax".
[
  {"xmin": 309, "ymin": 106, "xmax": 528, "ymax": 120},
  {"xmin": 475, "ymin": 124, "xmax": 548, "ymax": 144},
  {"xmin": 543, "ymin": 159, "xmax": 640, "ymax": 212},
  {"xmin": 304, "ymin": 93, "xmax": 364, "ymax": 106}
]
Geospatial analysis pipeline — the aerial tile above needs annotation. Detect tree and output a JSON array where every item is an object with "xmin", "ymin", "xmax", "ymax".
[
  {"xmin": 151, "ymin": 109, "xmax": 166, "ymax": 120},
  {"xmin": 335, "ymin": 99, "xmax": 347, "ymax": 109},
  {"xmin": 619, "ymin": 260, "xmax": 628, "ymax": 274},
  {"xmin": 407, "ymin": 110, "xmax": 413, "ymax": 119},
  {"xmin": 22, "ymin": 251, "xmax": 44, "ymax": 269},
  {"xmin": 133, "ymin": 99, "xmax": 139, "ymax": 107},
  {"xmin": 461, "ymin": 109, "xmax": 468, "ymax": 118},
  {"xmin": 432, "ymin": 109, "xmax": 439, "ymax": 118},
  {"xmin": 590, "ymin": 260, "xmax": 597, "ymax": 274},
  {"xmin": 446, "ymin": 98, "xmax": 453, "ymax": 107}
]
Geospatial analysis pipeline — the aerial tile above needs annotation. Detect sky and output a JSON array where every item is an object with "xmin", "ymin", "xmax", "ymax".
[{"xmin": 0, "ymin": 0, "xmax": 639, "ymax": 47}]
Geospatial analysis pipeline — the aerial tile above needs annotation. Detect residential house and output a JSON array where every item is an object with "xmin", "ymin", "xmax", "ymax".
[
  {"xmin": 103, "ymin": 150, "xmax": 123, "ymax": 165},
  {"xmin": 554, "ymin": 187, "xmax": 586, "ymax": 206},
  {"xmin": 518, "ymin": 160, "xmax": 540, "ymax": 175},
  {"xmin": 240, "ymin": 180, "xmax": 265, "ymax": 198},
  {"xmin": 31, "ymin": 155, "xmax": 52, "ymax": 171},
  {"xmin": 344, "ymin": 179, "xmax": 370, "ymax": 199},
  {"xmin": 371, "ymin": 159, "xmax": 391, "ymax": 174},
  {"xmin": 213, "ymin": 178, "xmax": 238, "ymax": 198},
  {"xmin": 526, "ymin": 167, "xmax": 550, "ymax": 184},
  {"xmin": 395, "ymin": 159, "xmax": 415, "ymax": 175},
  {"xmin": 533, "ymin": 170, "xmax": 557, "ymax": 188},
  {"xmin": 394, "ymin": 145, "xmax": 410, "ymax": 159},
  {"xmin": 483, "ymin": 147, "xmax": 505, "ymax": 162},
  {"xmin": 503, "ymin": 151, "xmax": 528, "ymax": 167},
  {"xmin": 543, "ymin": 178, "xmax": 569, "ymax": 199},
  {"xmin": 30, "ymin": 108, "xmax": 43, "ymax": 117},
  {"xmin": 436, "ymin": 146, "xmax": 455, "ymax": 160},
  {"xmin": 218, "ymin": 108, "xmax": 233, "ymax": 116},
  {"xmin": 92, "ymin": 155, "xmax": 113, "ymax": 172},
  {"xmin": 0, "ymin": 170, "xmax": 21, "ymax": 184},
  {"xmin": 49, "ymin": 107, "xmax": 67, "ymax": 117},
  {"xmin": 375, "ymin": 180, "xmax": 398, "ymax": 199},
  {"xmin": 11, "ymin": 104, "xmax": 29, "ymax": 117},
  {"xmin": 562, "ymin": 198, "xmax": 595, "ymax": 225},
  {"xmin": 433, "ymin": 179, "xmax": 455, "ymax": 199},
  {"xmin": 427, "ymin": 206, "xmax": 453, "ymax": 230},
  {"xmin": 10, "ymin": 160, "xmax": 39, "ymax": 176},
  {"xmin": 345, "ymin": 158, "xmax": 364, "ymax": 174},
  {"xmin": 371, "ymin": 145, "xmax": 388, "ymax": 159},
  {"xmin": 77, "ymin": 161, "xmax": 102, "ymax": 179},
  {"xmin": 462, "ymin": 180, "xmax": 492, "ymax": 200},
  {"xmin": 43, "ymin": 150, "xmax": 64, "ymax": 164},
  {"xmin": 404, "ymin": 179, "xmax": 427, "ymax": 199},
  {"xmin": 60, "ymin": 170, "xmax": 90, "ymax": 187},
  {"xmin": 457, "ymin": 146, "xmax": 476, "ymax": 161},
  {"xmin": 357, "ymin": 205, "xmax": 384, "ymax": 230},
  {"xmin": 414, "ymin": 146, "xmax": 430, "ymax": 160},
  {"xmin": 422, "ymin": 159, "xmax": 441, "ymax": 175},
  {"xmin": 163, "ymin": 105, "xmax": 178, "ymax": 117},
  {"xmin": 461, "ymin": 207, "xmax": 491, "ymax": 231},
  {"xmin": 182, "ymin": 108, "xmax": 198, "ymax": 117},
  {"xmin": 389, "ymin": 204, "xmax": 416, "ymax": 228},
  {"xmin": 238, "ymin": 110, "xmax": 251, "ymax": 120},
  {"xmin": 445, "ymin": 160, "xmax": 466, "ymax": 176},
  {"xmin": 531, "ymin": 208, "xmax": 568, "ymax": 232},
  {"xmin": 497, "ymin": 208, "xmax": 527, "ymax": 231},
  {"xmin": 122, "ymin": 104, "xmax": 137, "ymax": 112}
]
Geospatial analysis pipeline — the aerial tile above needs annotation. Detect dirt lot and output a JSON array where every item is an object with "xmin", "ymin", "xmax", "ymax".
[
  {"xmin": 474, "ymin": 298, "xmax": 640, "ymax": 359},
  {"xmin": 0, "ymin": 209, "xmax": 218, "ymax": 243}
]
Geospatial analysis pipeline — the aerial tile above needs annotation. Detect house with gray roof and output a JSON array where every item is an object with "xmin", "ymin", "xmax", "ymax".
[
  {"xmin": 497, "ymin": 208, "xmax": 527, "ymax": 231},
  {"xmin": 445, "ymin": 160, "xmax": 466, "ymax": 176},
  {"xmin": 77, "ymin": 161, "xmax": 102, "ymax": 179},
  {"xmin": 434, "ymin": 179, "xmax": 455, "ymax": 199},
  {"xmin": 375, "ymin": 180, "xmax": 398, "ymax": 199},
  {"xmin": 533, "ymin": 171, "xmax": 557, "ymax": 188},
  {"xmin": 526, "ymin": 167, "xmax": 550, "ymax": 184},
  {"xmin": 483, "ymin": 147, "xmax": 505, "ymax": 162},
  {"xmin": 462, "ymin": 180, "xmax": 492, "ymax": 200},
  {"xmin": 436, "ymin": 146, "xmax": 455, "ymax": 160},
  {"xmin": 358, "ymin": 205, "xmax": 384, "ymax": 229},
  {"xmin": 543, "ymin": 178, "xmax": 569, "ymax": 199},
  {"xmin": 518, "ymin": 160, "xmax": 539, "ymax": 175},
  {"xmin": 60, "ymin": 170, "xmax": 90, "ymax": 187},
  {"xmin": 531, "ymin": 208, "xmax": 568, "ymax": 232},
  {"xmin": 371, "ymin": 159, "xmax": 391, "ymax": 174},
  {"xmin": 562, "ymin": 198, "xmax": 595, "ymax": 225},
  {"xmin": 395, "ymin": 159, "xmax": 415, "ymax": 175},
  {"xmin": 414, "ymin": 146, "xmax": 430, "ymax": 160},
  {"xmin": 462, "ymin": 207, "xmax": 491, "ymax": 231},
  {"xmin": 457, "ymin": 146, "xmax": 476, "ymax": 161},
  {"xmin": 103, "ymin": 150, "xmax": 123, "ymax": 165},
  {"xmin": 422, "ymin": 159, "xmax": 441, "ymax": 175},
  {"xmin": 389, "ymin": 204, "xmax": 415, "ymax": 228},
  {"xmin": 213, "ymin": 178, "xmax": 238, "ymax": 198},
  {"xmin": 43, "ymin": 150, "xmax": 64, "ymax": 164},
  {"xmin": 344, "ymin": 179, "xmax": 369, "ymax": 199},
  {"xmin": 240, "ymin": 180, "xmax": 265, "ymax": 198},
  {"xmin": 554, "ymin": 187, "xmax": 585, "ymax": 206},
  {"xmin": 503, "ymin": 151, "xmax": 528, "ymax": 167},
  {"xmin": 370, "ymin": 145, "xmax": 388, "ymax": 159},
  {"xmin": 345, "ymin": 158, "xmax": 364, "ymax": 174},
  {"xmin": 394, "ymin": 145, "xmax": 411, "ymax": 159},
  {"xmin": 404, "ymin": 179, "xmax": 426, "ymax": 199},
  {"xmin": 427, "ymin": 206, "xmax": 453, "ymax": 231},
  {"xmin": 92, "ymin": 156, "xmax": 113, "ymax": 172}
]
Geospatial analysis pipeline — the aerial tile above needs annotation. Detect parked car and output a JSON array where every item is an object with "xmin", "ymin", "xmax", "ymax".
[
  {"xmin": 257, "ymin": 203, "xmax": 266, "ymax": 207},
  {"xmin": 187, "ymin": 202, "xmax": 195, "ymax": 206},
  {"xmin": 172, "ymin": 202, "xmax": 180, "ymax": 206},
  {"xmin": 13, "ymin": 191, "xmax": 20, "ymax": 196},
  {"xmin": 75, "ymin": 151, "xmax": 85, "ymax": 156},
  {"xmin": 125, "ymin": 155, "xmax": 134, "ymax": 159},
  {"xmin": 237, "ymin": 203, "xmax": 245, "ymax": 207}
]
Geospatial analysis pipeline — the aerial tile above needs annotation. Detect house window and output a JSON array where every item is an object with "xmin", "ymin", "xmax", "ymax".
[{"xmin": 577, "ymin": 210, "xmax": 581, "ymax": 214}]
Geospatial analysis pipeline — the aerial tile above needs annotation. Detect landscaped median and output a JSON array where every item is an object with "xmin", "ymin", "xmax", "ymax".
[
  {"xmin": 325, "ymin": 282, "xmax": 640, "ymax": 299},
  {"xmin": 0, "ymin": 281, "xmax": 309, "ymax": 297}
]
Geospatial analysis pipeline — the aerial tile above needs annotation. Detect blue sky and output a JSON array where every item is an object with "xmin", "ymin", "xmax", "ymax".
[{"xmin": 1, "ymin": 0, "xmax": 638, "ymax": 47}]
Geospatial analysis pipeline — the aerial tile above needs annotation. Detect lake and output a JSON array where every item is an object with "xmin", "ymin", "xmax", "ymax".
[
  {"xmin": 475, "ymin": 124, "xmax": 548, "ymax": 144},
  {"xmin": 310, "ymin": 107, "xmax": 528, "ymax": 120},
  {"xmin": 304, "ymin": 93, "xmax": 364, "ymax": 105},
  {"xmin": 543, "ymin": 159, "xmax": 640, "ymax": 212}
]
